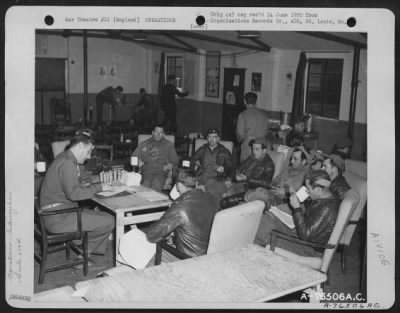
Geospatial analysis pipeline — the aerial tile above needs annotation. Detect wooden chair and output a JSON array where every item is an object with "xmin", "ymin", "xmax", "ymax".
[
  {"xmin": 155, "ymin": 200, "xmax": 265, "ymax": 264},
  {"xmin": 268, "ymin": 187, "xmax": 360, "ymax": 292},
  {"xmin": 339, "ymin": 170, "xmax": 367, "ymax": 273},
  {"xmin": 34, "ymin": 199, "xmax": 89, "ymax": 284},
  {"xmin": 51, "ymin": 139, "xmax": 70, "ymax": 159},
  {"xmin": 193, "ymin": 138, "xmax": 233, "ymax": 153}
]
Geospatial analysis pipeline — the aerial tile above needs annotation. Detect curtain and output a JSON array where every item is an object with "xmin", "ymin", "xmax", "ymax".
[
  {"xmin": 158, "ymin": 52, "xmax": 165, "ymax": 99},
  {"xmin": 156, "ymin": 52, "xmax": 165, "ymax": 123},
  {"xmin": 291, "ymin": 52, "xmax": 307, "ymax": 124}
]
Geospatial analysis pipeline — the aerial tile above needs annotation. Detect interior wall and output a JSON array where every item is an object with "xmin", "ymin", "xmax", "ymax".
[
  {"xmin": 35, "ymin": 33, "xmax": 367, "ymax": 160},
  {"xmin": 35, "ymin": 34, "xmax": 151, "ymax": 123}
]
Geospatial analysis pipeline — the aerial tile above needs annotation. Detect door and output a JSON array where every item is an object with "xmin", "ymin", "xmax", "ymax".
[
  {"xmin": 35, "ymin": 57, "xmax": 67, "ymax": 124},
  {"xmin": 222, "ymin": 68, "xmax": 246, "ymax": 142}
]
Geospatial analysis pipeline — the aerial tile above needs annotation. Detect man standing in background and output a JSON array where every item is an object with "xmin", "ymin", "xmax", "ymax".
[
  {"xmin": 160, "ymin": 75, "xmax": 189, "ymax": 132},
  {"xmin": 236, "ymin": 92, "xmax": 270, "ymax": 162},
  {"xmin": 96, "ymin": 86, "xmax": 124, "ymax": 123},
  {"xmin": 133, "ymin": 88, "xmax": 157, "ymax": 131}
]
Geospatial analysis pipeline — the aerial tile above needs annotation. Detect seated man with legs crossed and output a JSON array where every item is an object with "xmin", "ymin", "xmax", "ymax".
[
  {"xmin": 220, "ymin": 137, "xmax": 275, "ymax": 209},
  {"xmin": 132, "ymin": 124, "xmax": 179, "ymax": 192},
  {"xmin": 40, "ymin": 129, "xmax": 115, "ymax": 267},
  {"xmin": 145, "ymin": 168, "xmax": 219, "ymax": 261},
  {"xmin": 254, "ymin": 169, "xmax": 340, "ymax": 257}
]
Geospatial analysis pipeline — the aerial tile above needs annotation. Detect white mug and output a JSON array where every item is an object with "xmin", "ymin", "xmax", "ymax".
[
  {"xmin": 295, "ymin": 186, "xmax": 309, "ymax": 203},
  {"xmin": 182, "ymin": 160, "xmax": 190, "ymax": 168},
  {"xmin": 130, "ymin": 156, "xmax": 139, "ymax": 166},
  {"xmin": 169, "ymin": 184, "xmax": 180, "ymax": 200},
  {"xmin": 36, "ymin": 162, "xmax": 46, "ymax": 173}
]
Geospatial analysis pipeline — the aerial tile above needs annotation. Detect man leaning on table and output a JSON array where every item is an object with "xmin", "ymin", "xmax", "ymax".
[
  {"xmin": 40, "ymin": 129, "xmax": 115, "ymax": 265},
  {"xmin": 131, "ymin": 124, "xmax": 179, "ymax": 192},
  {"xmin": 145, "ymin": 167, "xmax": 219, "ymax": 258}
]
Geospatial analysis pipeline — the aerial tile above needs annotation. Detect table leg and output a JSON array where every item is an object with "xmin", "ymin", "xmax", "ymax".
[{"xmin": 115, "ymin": 211, "xmax": 125, "ymax": 266}]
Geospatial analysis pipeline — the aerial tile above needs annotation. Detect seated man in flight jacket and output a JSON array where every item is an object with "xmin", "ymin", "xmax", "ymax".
[{"xmin": 145, "ymin": 168, "xmax": 219, "ymax": 257}]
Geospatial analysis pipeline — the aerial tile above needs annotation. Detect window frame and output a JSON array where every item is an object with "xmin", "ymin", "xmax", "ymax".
[
  {"xmin": 305, "ymin": 58, "xmax": 344, "ymax": 119},
  {"xmin": 166, "ymin": 55, "xmax": 184, "ymax": 90}
]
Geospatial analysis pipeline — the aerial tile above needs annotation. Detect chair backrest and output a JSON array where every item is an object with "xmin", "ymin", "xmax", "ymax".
[
  {"xmin": 339, "ymin": 171, "xmax": 367, "ymax": 246},
  {"xmin": 138, "ymin": 134, "xmax": 175, "ymax": 145},
  {"xmin": 266, "ymin": 150, "xmax": 285, "ymax": 178},
  {"xmin": 194, "ymin": 138, "xmax": 233, "ymax": 153},
  {"xmin": 320, "ymin": 188, "xmax": 360, "ymax": 273},
  {"xmin": 51, "ymin": 140, "xmax": 70, "ymax": 158},
  {"xmin": 207, "ymin": 200, "xmax": 264, "ymax": 254},
  {"xmin": 345, "ymin": 159, "xmax": 367, "ymax": 179}
]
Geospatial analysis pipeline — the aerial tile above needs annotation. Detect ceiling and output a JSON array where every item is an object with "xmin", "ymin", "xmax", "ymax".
[{"xmin": 37, "ymin": 29, "xmax": 367, "ymax": 54}]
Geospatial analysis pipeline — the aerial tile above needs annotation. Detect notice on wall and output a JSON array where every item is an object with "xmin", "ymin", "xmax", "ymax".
[{"xmin": 4, "ymin": 5, "xmax": 395, "ymax": 310}]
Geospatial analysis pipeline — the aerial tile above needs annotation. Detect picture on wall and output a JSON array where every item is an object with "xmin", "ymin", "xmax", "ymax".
[
  {"xmin": 205, "ymin": 51, "xmax": 220, "ymax": 97},
  {"xmin": 251, "ymin": 72, "xmax": 262, "ymax": 92}
]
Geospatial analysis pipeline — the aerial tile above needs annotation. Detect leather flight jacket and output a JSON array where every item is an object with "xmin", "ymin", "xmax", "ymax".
[
  {"xmin": 236, "ymin": 154, "xmax": 275, "ymax": 190},
  {"xmin": 292, "ymin": 196, "xmax": 340, "ymax": 245},
  {"xmin": 146, "ymin": 189, "xmax": 219, "ymax": 257}
]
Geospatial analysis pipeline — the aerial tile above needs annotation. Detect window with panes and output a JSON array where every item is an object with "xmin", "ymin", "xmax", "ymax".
[{"xmin": 305, "ymin": 58, "xmax": 343, "ymax": 119}]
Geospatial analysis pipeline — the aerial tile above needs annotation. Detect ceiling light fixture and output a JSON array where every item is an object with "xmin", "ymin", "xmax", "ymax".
[{"xmin": 237, "ymin": 31, "xmax": 261, "ymax": 38}]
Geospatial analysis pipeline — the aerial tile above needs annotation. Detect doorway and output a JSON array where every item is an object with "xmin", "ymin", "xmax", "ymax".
[
  {"xmin": 35, "ymin": 57, "xmax": 67, "ymax": 125},
  {"xmin": 221, "ymin": 68, "xmax": 246, "ymax": 142}
]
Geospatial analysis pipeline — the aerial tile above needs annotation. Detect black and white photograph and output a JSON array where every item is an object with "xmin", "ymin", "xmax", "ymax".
[{"xmin": 4, "ymin": 6, "xmax": 395, "ymax": 310}]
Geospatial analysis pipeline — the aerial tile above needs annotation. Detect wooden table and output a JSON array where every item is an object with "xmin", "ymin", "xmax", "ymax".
[
  {"xmin": 75, "ymin": 244, "xmax": 326, "ymax": 303},
  {"xmin": 92, "ymin": 185, "xmax": 171, "ymax": 264}
]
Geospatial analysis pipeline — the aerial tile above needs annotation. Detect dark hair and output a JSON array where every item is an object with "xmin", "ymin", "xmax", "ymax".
[
  {"xmin": 139, "ymin": 88, "xmax": 146, "ymax": 93},
  {"xmin": 292, "ymin": 148, "xmax": 307, "ymax": 163},
  {"xmin": 69, "ymin": 128, "xmax": 94, "ymax": 148},
  {"xmin": 153, "ymin": 124, "xmax": 165, "ymax": 131},
  {"xmin": 305, "ymin": 169, "xmax": 331, "ymax": 189},
  {"xmin": 167, "ymin": 74, "xmax": 176, "ymax": 81},
  {"xmin": 244, "ymin": 92, "xmax": 257, "ymax": 104},
  {"xmin": 326, "ymin": 157, "xmax": 344, "ymax": 175},
  {"xmin": 249, "ymin": 138, "xmax": 269, "ymax": 150},
  {"xmin": 287, "ymin": 134, "xmax": 304, "ymax": 147},
  {"xmin": 115, "ymin": 86, "xmax": 123, "ymax": 92},
  {"xmin": 175, "ymin": 168, "xmax": 197, "ymax": 188}
]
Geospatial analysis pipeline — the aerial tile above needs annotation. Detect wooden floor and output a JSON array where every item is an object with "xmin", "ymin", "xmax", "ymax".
[{"xmin": 34, "ymin": 223, "xmax": 366, "ymax": 303}]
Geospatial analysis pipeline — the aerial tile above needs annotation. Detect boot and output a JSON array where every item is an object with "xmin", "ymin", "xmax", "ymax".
[{"xmin": 220, "ymin": 192, "xmax": 245, "ymax": 209}]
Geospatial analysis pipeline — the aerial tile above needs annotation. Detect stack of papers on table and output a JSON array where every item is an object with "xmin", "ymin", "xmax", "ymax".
[
  {"xmin": 96, "ymin": 185, "xmax": 131, "ymax": 198},
  {"xmin": 269, "ymin": 206, "xmax": 295, "ymax": 229}
]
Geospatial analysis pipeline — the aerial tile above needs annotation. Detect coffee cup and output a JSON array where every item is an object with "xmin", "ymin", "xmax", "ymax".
[
  {"xmin": 36, "ymin": 162, "xmax": 46, "ymax": 173},
  {"xmin": 130, "ymin": 156, "xmax": 139, "ymax": 166}
]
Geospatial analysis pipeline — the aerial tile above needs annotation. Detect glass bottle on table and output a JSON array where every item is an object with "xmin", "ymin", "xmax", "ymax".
[{"xmin": 130, "ymin": 156, "xmax": 139, "ymax": 172}]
